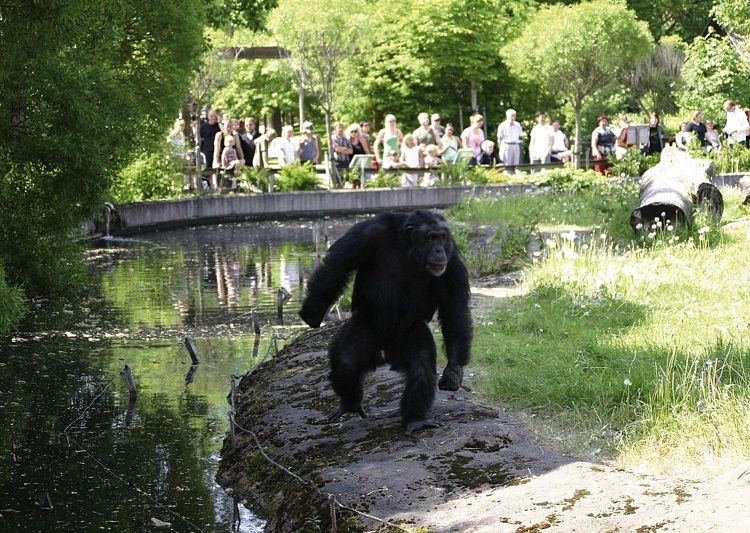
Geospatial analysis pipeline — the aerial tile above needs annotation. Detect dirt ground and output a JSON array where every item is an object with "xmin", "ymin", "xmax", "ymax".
[{"xmin": 217, "ymin": 280, "xmax": 750, "ymax": 532}]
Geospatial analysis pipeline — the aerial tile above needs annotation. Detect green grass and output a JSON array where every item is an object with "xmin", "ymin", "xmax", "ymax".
[{"xmin": 450, "ymin": 183, "xmax": 750, "ymax": 475}]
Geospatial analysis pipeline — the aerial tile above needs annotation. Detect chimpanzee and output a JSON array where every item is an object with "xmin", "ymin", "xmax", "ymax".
[{"xmin": 300, "ymin": 210, "xmax": 473, "ymax": 434}]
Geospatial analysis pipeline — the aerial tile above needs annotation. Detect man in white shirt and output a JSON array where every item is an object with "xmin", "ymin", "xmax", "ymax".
[
  {"xmin": 528, "ymin": 111, "xmax": 554, "ymax": 172},
  {"xmin": 497, "ymin": 108, "xmax": 523, "ymax": 172},
  {"xmin": 723, "ymin": 100, "xmax": 750, "ymax": 148}
]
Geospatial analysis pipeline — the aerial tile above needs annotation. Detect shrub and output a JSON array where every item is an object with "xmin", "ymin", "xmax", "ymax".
[
  {"xmin": 242, "ymin": 167, "xmax": 270, "ymax": 192},
  {"xmin": 535, "ymin": 167, "xmax": 605, "ymax": 192},
  {"xmin": 0, "ymin": 263, "xmax": 24, "ymax": 336},
  {"xmin": 275, "ymin": 162, "xmax": 320, "ymax": 192},
  {"xmin": 609, "ymin": 148, "xmax": 660, "ymax": 177},
  {"xmin": 111, "ymin": 146, "xmax": 184, "ymax": 203},
  {"xmin": 365, "ymin": 171, "xmax": 400, "ymax": 188}
]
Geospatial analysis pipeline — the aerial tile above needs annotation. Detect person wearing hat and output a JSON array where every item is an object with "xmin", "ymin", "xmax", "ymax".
[
  {"xmin": 431, "ymin": 113, "xmax": 445, "ymax": 137},
  {"xmin": 299, "ymin": 121, "xmax": 320, "ymax": 164},
  {"xmin": 591, "ymin": 115, "xmax": 616, "ymax": 174},
  {"xmin": 413, "ymin": 112, "xmax": 441, "ymax": 149}
]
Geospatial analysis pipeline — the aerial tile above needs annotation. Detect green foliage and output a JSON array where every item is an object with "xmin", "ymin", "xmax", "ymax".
[
  {"xmin": 535, "ymin": 167, "xmax": 608, "ymax": 193},
  {"xmin": 275, "ymin": 162, "xmax": 319, "ymax": 191},
  {"xmin": 699, "ymin": 143, "xmax": 750, "ymax": 174},
  {"xmin": 0, "ymin": 0, "xmax": 205, "ymax": 295},
  {"xmin": 609, "ymin": 148, "xmax": 661, "ymax": 177},
  {"xmin": 713, "ymin": 0, "xmax": 750, "ymax": 36},
  {"xmin": 625, "ymin": 0, "xmax": 714, "ymax": 43},
  {"xmin": 243, "ymin": 166, "xmax": 271, "ymax": 192},
  {"xmin": 111, "ymin": 146, "xmax": 184, "ymax": 203},
  {"xmin": 204, "ymin": 0, "xmax": 279, "ymax": 31},
  {"xmin": 365, "ymin": 172, "xmax": 401, "ymax": 188},
  {"xmin": 676, "ymin": 30, "xmax": 750, "ymax": 123},
  {"xmin": 503, "ymin": 0, "xmax": 654, "ymax": 154},
  {"xmin": 0, "ymin": 263, "xmax": 25, "ymax": 337}
]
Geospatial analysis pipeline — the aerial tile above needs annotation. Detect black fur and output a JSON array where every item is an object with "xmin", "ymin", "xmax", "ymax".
[{"xmin": 300, "ymin": 211, "xmax": 473, "ymax": 434}]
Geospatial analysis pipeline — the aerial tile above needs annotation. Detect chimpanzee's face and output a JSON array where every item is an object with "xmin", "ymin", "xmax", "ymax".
[{"xmin": 403, "ymin": 213, "xmax": 454, "ymax": 277}]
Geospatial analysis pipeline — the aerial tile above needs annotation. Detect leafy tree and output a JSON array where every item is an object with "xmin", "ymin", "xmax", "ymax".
[
  {"xmin": 204, "ymin": 0, "xmax": 279, "ymax": 31},
  {"xmin": 502, "ymin": 0, "xmax": 654, "ymax": 161},
  {"xmin": 344, "ymin": 0, "xmax": 527, "ymax": 127},
  {"xmin": 712, "ymin": 0, "xmax": 750, "ymax": 36},
  {"xmin": 675, "ymin": 29, "xmax": 750, "ymax": 123},
  {"xmin": 0, "ymin": 0, "xmax": 205, "ymax": 294},
  {"xmin": 624, "ymin": 36, "xmax": 686, "ymax": 116},
  {"xmin": 625, "ymin": 0, "xmax": 714, "ymax": 42},
  {"xmin": 268, "ymin": 0, "xmax": 368, "ymax": 150}
]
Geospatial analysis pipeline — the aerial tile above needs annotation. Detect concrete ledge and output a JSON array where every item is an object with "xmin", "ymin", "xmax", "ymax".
[{"xmin": 107, "ymin": 184, "xmax": 537, "ymax": 235}]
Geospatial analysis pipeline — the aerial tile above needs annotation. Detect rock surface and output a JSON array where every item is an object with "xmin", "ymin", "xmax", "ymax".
[{"xmin": 217, "ymin": 319, "xmax": 750, "ymax": 532}]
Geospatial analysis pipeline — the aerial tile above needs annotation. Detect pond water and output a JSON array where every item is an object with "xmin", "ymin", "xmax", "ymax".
[{"xmin": 0, "ymin": 217, "xmax": 359, "ymax": 533}]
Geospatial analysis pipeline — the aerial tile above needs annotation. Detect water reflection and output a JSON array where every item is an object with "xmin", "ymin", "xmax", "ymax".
[{"xmin": 0, "ymin": 217, "xmax": 359, "ymax": 533}]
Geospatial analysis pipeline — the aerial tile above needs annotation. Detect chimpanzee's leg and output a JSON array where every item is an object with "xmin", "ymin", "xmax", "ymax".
[
  {"xmin": 328, "ymin": 313, "xmax": 381, "ymax": 421},
  {"xmin": 385, "ymin": 322, "xmax": 440, "ymax": 434}
]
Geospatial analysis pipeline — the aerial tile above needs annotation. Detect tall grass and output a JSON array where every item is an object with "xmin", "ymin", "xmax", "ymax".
[{"xmin": 456, "ymin": 184, "xmax": 750, "ymax": 475}]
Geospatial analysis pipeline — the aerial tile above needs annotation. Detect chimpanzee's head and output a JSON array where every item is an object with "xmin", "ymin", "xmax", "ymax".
[{"xmin": 401, "ymin": 211, "xmax": 455, "ymax": 277}]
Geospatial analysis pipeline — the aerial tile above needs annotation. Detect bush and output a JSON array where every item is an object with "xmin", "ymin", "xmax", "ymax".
[
  {"xmin": 275, "ymin": 162, "xmax": 320, "ymax": 192},
  {"xmin": 365, "ymin": 171, "xmax": 400, "ymax": 188},
  {"xmin": 111, "ymin": 146, "xmax": 184, "ymax": 203},
  {"xmin": 535, "ymin": 167, "xmax": 606, "ymax": 192},
  {"xmin": 0, "ymin": 263, "xmax": 24, "ymax": 337},
  {"xmin": 242, "ymin": 167, "xmax": 270, "ymax": 192},
  {"xmin": 609, "ymin": 148, "xmax": 660, "ymax": 177}
]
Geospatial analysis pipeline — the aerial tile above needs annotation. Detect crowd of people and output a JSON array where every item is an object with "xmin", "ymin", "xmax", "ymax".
[{"xmin": 168, "ymin": 99, "xmax": 750, "ymax": 189}]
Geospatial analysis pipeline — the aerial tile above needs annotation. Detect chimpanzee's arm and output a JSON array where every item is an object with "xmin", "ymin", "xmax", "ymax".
[
  {"xmin": 437, "ymin": 250, "xmax": 473, "ymax": 391},
  {"xmin": 299, "ymin": 217, "xmax": 385, "ymax": 328}
]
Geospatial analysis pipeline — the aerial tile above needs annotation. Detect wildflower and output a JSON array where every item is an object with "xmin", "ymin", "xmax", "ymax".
[
  {"xmin": 635, "ymin": 223, "xmax": 643, "ymax": 230},
  {"xmin": 667, "ymin": 225, "xmax": 674, "ymax": 232},
  {"xmin": 562, "ymin": 231, "xmax": 577, "ymax": 242},
  {"xmin": 600, "ymin": 232, "xmax": 608, "ymax": 239},
  {"xmin": 545, "ymin": 238, "xmax": 557, "ymax": 249},
  {"xmin": 697, "ymin": 226, "xmax": 710, "ymax": 234},
  {"xmin": 623, "ymin": 378, "xmax": 632, "ymax": 386},
  {"xmin": 647, "ymin": 232, "xmax": 655, "ymax": 239}
]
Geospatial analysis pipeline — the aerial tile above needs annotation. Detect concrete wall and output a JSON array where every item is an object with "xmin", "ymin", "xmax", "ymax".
[{"xmin": 108, "ymin": 184, "xmax": 537, "ymax": 235}]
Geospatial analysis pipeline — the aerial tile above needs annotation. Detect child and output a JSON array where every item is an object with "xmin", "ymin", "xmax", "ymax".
[
  {"xmin": 399, "ymin": 134, "xmax": 421, "ymax": 187},
  {"xmin": 474, "ymin": 140, "xmax": 498, "ymax": 166},
  {"xmin": 422, "ymin": 144, "xmax": 440, "ymax": 186},
  {"xmin": 221, "ymin": 135, "xmax": 245, "ymax": 172}
]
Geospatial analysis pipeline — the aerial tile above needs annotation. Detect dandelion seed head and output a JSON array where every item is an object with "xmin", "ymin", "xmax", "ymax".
[
  {"xmin": 698, "ymin": 226, "xmax": 710, "ymax": 234},
  {"xmin": 635, "ymin": 223, "xmax": 643, "ymax": 230},
  {"xmin": 624, "ymin": 379, "xmax": 632, "ymax": 386}
]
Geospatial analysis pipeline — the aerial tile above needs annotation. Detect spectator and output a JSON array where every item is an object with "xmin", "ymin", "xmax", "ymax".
[
  {"xmin": 550, "ymin": 121, "xmax": 573, "ymax": 163},
  {"xmin": 413, "ymin": 112, "xmax": 441, "ymax": 149},
  {"xmin": 274, "ymin": 125, "xmax": 299, "ymax": 166},
  {"xmin": 213, "ymin": 118, "xmax": 245, "ymax": 169},
  {"xmin": 239, "ymin": 118, "xmax": 260, "ymax": 166},
  {"xmin": 373, "ymin": 114, "xmax": 404, "ymax": 163},
  {"xmin": 431, "ymin": 113, "xmax": 445, "ymax": 137},
  {"xmin": 474, "ymin": 140, "xmax": 498, "ymax": 166},
  {"xmin": 644, "ymin": 111, "xmax": 665, "ymax": 155},
  {"xmin": 528, "ymin": 111, "xmax": 554, "ymax": 172},
  {"xmin": 399, "ymin": 133, "xmax": 421, "ymax": 188},
  {"xmin": 382, "ymin": 149, "xmax": 405, "ymax": 169},
  {"xmin": 199, "ymin": 109, "xmax": 222, "ymax": 172},
  {"xmin": 614, "ymin": 114, "xmax": 631, "ymax": 159},
  {"xmin": 704, "ymin": 119, "xmax": 722, "ymax": 152},
  {"xmin": 252, "ymin": 128, "xmax": 277, "ymax": 168},
  {"xmin": 221, "ymin": 135, "xmax": 245, "ymax": 172},
  {"xmin": 438, "ymin": 122, "xmax": 462, "ymax": 163},
  {"xmin": 422, "ymin": 144, "xmax": 440, "ymax": 186},
  {"xmin": 299, "ymin": 121, "xmax": 320, "ymax": 165},
  {"xmin": 461, "ymin": 113, "xmax": 485, "ymax": 159},
  {"xmin": 347, "ymin": 123, "xmax": 367, "ymax": 156},
  {"xmin": 723, "ymin": 100, "xmax": 750, "ymax": 149},
  {"xmin": 331, "ymin": 121, "xmax": 353, "ymax": 186},
  {"xmin": 497, "ymin": 108, "xmax": 523, "ymax": 172},
  {"xmin": 685, "ymin": 110, "xmax": 707, "ymax": 147},
  {"xmin": 358, "ymin": 121, "xmax": 373, "ymax": 153},
  {"xmin": 674, "ymin": 122, "xmax": 694, "ymax": 151},
  {"xmin": 591, "ymin": 115, "xmax": 616, "ymax": 174}
]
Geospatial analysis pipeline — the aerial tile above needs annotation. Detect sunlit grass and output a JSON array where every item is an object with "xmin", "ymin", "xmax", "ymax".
[{"xmin": 460, "ymin": 184, "xmax": 750, "ymax": 475}]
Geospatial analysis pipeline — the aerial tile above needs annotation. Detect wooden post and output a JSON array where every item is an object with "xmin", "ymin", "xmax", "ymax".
[
  {"xmin": 122, "ymin": 365, "xmax": 137, "ymax": 401},
  {"xmin": 184, "ymin": 337, "xmax": 201, "ymax": 365},
  {"xmin": 185, "ymin": 365, "xmax": 199, "ymax": 385},
  {"xmin": 251, "ymin": 310, "xmax": 261, "ymax": 335}
]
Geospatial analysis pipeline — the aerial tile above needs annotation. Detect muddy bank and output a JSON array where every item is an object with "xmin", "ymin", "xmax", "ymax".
[{"xmin": 216, "ymin": 325, "xmax": 574, "ymax": 531}]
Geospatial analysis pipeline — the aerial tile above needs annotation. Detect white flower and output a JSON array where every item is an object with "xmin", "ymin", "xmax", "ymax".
[
  {"xmin": 624, "ymin": 379, "xmax": 632, "ymax": 386},
  {"xmin": 635, "ymin": 223, "xmax": 643, "ymax": 230},
  {"xmin": 697, "ymin": 226, "xmax": 710, "ymax": 234},
  {"xmin": 667, "ymin": 225, "xmax": 674, "ymax": 232},
  {"xmin": 562, "ymin": 231, "xmax": 577, "ymax": 242},
  {"xmin": 647, "ymin": 232, "xmax": 656, "ymax": 239},
  {"xmin": 545, "ymin": 238, "xmax": 557, "ymax": 249}
]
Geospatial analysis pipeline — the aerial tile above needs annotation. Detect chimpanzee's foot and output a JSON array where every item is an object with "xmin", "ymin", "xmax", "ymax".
[
  {"xmin": 438, "ymin": 365, "xmax": 463, "ymax": 391},
  {"xmin": 328, "ymin": 403, "xmax": 367, "ymax": 422},
  {"xmin": 403, "ymin": 418, "xmax": 442, "ymax": 435}
]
